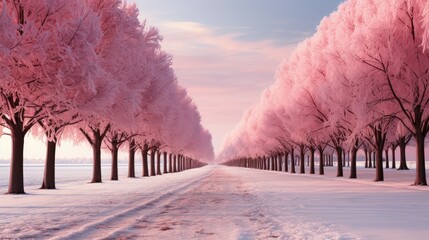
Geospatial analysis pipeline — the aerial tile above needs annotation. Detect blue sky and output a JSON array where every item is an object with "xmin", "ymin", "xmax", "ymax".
[{"xmin": 136, "ymin": 0, "xmax": 344, "ymax": 44}]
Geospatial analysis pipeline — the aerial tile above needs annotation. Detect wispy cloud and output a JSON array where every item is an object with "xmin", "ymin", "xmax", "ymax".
[{"xmin": 157, "ymin": 21, "xmax": 298, "ymax": 154}]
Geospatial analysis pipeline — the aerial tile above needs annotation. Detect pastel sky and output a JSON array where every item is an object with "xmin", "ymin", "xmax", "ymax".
[
  {"xmin": 134, "ymin": 0, "xmax": 345, "ymax": 155},
  {"xmin": 0, "ymin": 0, "xmax": 345, "ymax": 161}
]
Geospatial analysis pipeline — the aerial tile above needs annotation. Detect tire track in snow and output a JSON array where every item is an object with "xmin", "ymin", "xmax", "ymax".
[
  {"xmin": 104, "ymin": 166, "xmax": 284, "ymax": 239},
  {"xmin": 50, "ymin": 167, "xmax": 215, "ymax": 240}
]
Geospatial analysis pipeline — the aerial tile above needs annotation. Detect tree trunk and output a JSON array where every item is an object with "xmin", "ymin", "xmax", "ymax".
[
  {"xmin": 150, "ymin": 148, "xmax": 156, "ymax": 176},
  {"xmin": 290, "ymin": 148, "xmax": 296, "ymax": 174},
  {"xmin": 275, "ymin": 155, "xmax": 279, "ymax": 171},
  {"xmin": 299, "ymin": 145, "xmax": 305, "ymax": 174},
  {"xmin": 173, "ymin": 154, "xmax": 177, "ymax": 172},
  {"xmin": 128, "ymin": 140, "xmax": 135, "ymax": 178},
  {"xmin": 374, "ymin": 128, "xmax": 385, "ymax": 182},
  {"xmin": 343, "ymin": 151, "xmax": 346, "ymax": 167},
  {"xmin": 157, "ymin": 150, "xmax": 162, "ymax": 175},
  {"xmin": 309, "ymin": 147, "xmax": 315, "ymax": 174},
  {"xmin": 41, "ymin": 140, "xmax": 56, "ymax": 189},
  {"xmin": 169, "ymin": 153, "xmax": 173, "ymax": 173},
  {"xmin": 391, "ymin": 145, "xmax": 397, "ymax": 169},
  {"xmin": 91, "ymin": 136, "xmax": 102, "ymax": 183},
  {"xmin": 8, "ymin": 125, "xmax": 26, "ymax": 194},
  {"xmin": 111, "ymin": 143, "xmax": 119, "ymax": 181},
  {"xmin": 284, "ymin": 152, "xmax": 289, "ymax": 172},
  {"xmin": 80, "ymin": 126, "xmax": 110, "ymax": 184},
  {"xmin": 385, "ymin": 148, "xmax": 389, "ymax": 169},
  {"xmin": 414, "ymin": 134, "xmax": 427, "ymax": 185},
  {"xmin": 163, "ymin": 152, "xmax": 168, "ymax": 174},
  {"xmin": 142, "ymin": 144, "xmax": 149, "ymax": 177},
  {"xmin": 368, "ymin": 150, "xmax": 373, "ymax": 168},
  {"xmin": 336, "ymin": 147, "xmax": 343, "ymax": 177},
  {"xmin": 350, "ymin": 139, "xmax": 358, "ymax": 179},
  {"xmin": 398, "ymin": 137, "xmax": 409, "ymax": 170},
  {"xmin": 364, "ymin": 149, "xmax": 368, "ymax": 168},
  {"xmin": 413, "ymin": 112, "xmax": 427, "ymax": 185},
  {"xmin": 318, "ymin": 147, "xmax": 324, "ymax": 175}
]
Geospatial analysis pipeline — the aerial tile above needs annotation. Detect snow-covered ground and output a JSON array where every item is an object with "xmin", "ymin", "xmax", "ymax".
[
  {"xmin": 1, "ymin": 164, "xmax": 429, "ymax": 239},
  {"xmin": 0, "ymin": 163, "xmax": 143, "ymax": 189}
]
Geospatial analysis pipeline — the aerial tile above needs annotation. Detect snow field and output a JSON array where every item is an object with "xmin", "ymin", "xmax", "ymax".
[{"xmin": 1, "ymin": 165, "xmax": 428, "ymax": 239}]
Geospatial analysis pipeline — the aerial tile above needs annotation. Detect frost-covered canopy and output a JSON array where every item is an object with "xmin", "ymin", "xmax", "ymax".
[{"xmin": 219, "ymin": 0, "xmax": 429, "ymax": 185}]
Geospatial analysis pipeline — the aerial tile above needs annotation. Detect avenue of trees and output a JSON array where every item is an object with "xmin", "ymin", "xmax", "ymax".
[
  {"xmin": 219, "ymin": 0, "xmax": 429, "ymax": 185},
  {"xmin": 0, "ymin": 0, "xmax": 214, "ymax": 194}
]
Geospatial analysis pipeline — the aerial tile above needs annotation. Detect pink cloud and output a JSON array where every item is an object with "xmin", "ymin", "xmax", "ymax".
[{"xmin": 156, "ymin": 21, "xmax": 297, "ymax": 154}]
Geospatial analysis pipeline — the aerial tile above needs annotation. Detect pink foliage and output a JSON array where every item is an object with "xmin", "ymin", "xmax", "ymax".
[{"xmin": 219, "ymin": 0, "xmax": 429, "ymax": 184}]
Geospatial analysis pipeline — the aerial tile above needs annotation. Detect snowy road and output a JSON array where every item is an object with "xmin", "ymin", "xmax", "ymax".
[{"xmin": 1, "ymin": 165, "xmax": 429, "ymax": 239}]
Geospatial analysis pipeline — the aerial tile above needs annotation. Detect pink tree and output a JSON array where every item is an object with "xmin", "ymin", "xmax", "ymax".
[
  {"xmin": 0, "ymin": 0, "xmax": 104, "ymax": 193},
  {"xmin": 78, "ymin": 0, "xmax": 164, "ymax": 183},
  {"xmin": 101, "ymin": 4, "xmax": 161, "ymax": 181},
  {"xmin": 346, "ymin": 0, "xmax": 429, "ymax": 184}
]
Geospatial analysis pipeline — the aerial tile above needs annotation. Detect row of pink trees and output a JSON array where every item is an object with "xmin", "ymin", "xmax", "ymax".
[
  {"xmin": 0, "ymin": 0, "xmax": 213, "ymax": 194},
  {"xmin": 219, "ymin": 0, "xmax": 429, "ymax": 186}
]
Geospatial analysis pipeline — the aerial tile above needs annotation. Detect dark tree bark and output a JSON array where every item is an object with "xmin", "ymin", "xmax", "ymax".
[
  {"xmin": 275, "ymin": 155, "xmax": 279, "ymax": 171},
  {"xmin": 318, "ymin": 146, "xmax": 324, "ymax": 175},
  {"xmin": 169, "ymin": 153, "xmax": 173, "ymax": 173},
  {"xmin": 92, "ymin": 136, "xmax": 103, "ymax": 183},
  {"xmin": 343, "ymin": 151, "xmax": 346, "ymax": 167},
  {"xmin": 364, "ymin": 149, "xmax": 368, "ymax": 168},
  {"xmin": 309, "ymin": 147, "xmax": 315, "ymax": 174},
  {"xmin": 173, "ymin": 154, "xmax": 177, "ymax": 172},
  {"xmin": 92, "ymin": 135, "xmax": 102, "ymax": 183},
  {"xmin": 41, "ymin": 140, "xmax": 56, "ymax": 189},
  {"xmin": 7, "ymin": 109, "xmax": 37, "ymax": 194},
  {"xmin": 142, "ymin": 143, "xmax": 149, "ymax": 177},
  {"xmin": 299, "ymin": 144, "xmax": 305, "ymax": 174},
  {"xmin": 373, "ymin": 128, "xmax": 386, "ymax": 181},
  {"xmin": 9, "ymin": 124, "xmax": 26, "ymax": 193},
  {"xmin": 414, "ymin": 115, "xmax": 427, "ymax": 185},
  {"xmin": 391, "ymin": 144, "xmax": 397, "ymax": 169},
  {"xmin": 150, "ymin": 148, "xmax": 156, "ymax": 176},
  {"xmin": 110, "ymin": 142, "xmax": 119, "ymax": 181},
  {"xmin": 368, "ymin": 150, "xmax": 373, "ymax": 168},
  {"xmin": 290, "ymin": 148, "xmax": 296, "ymax": 174},
  {"xmin": 80, "ymin": 125, "xmax": 111, "ymax": 183},
  {"xmin": 385, "ymin": 148, "xmax": 389, "ymax": 169},
  {"xmin": 156, "ymin": 150, "xmax": 162, "ymax": 175},
  {"xmin": 163, "ymin": 152, "xmax": 168, "ymax": 174},
  {"xmin": 128, "ymin": 139, "xmax": 136, "ymax": 178},
  {"xmin": 40, "ymin": 118, "xmax": 79, "ymax": 189},
  {"xmin": 336, "ymin": 147, "xmax": 343, "ymax": 177},
  {"xmin": 284, "ymin": 152, "xmax": 289, "ymax": 172},
  {"xmin": 350, "ymin": 139, "xmax": 359, "ymax": 179},
  {"xmin": 262, "ymin": 156, "xmax": 267, "ymax": 170},
  {"xmin": 398, "ymin": 136, "xmax": 409, "ymax": 170}
]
